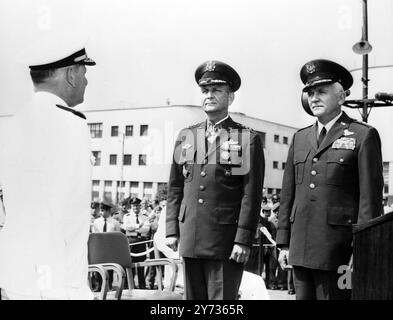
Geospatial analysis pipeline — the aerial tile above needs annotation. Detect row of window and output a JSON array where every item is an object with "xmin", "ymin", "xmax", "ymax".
[
  {"xmin": 274, "ymin": 134, "xmax": 289, "ymax": 145},
  {"xmin": 92, "ymin": 151, "xmax": 147, "ymax": 166},
  {"xmin": 273, "ymin": 161, "xmax": 286, "ymax": 170},
  {"xmin": 93, "ymin": 180, "xmax": 155, "ymax": 189},
  {"xmin": 88, "ymin": 123, "xmax": 149, "ymax": 138}
]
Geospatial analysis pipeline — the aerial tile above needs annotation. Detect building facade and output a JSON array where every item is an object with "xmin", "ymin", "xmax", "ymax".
[{"xmin": 84, "ymin": 105, "xmax": 298, "ymax": 203}]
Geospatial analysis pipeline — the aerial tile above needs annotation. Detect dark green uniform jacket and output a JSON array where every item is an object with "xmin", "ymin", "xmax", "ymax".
[
  {"xmin": 166, "ymin": 117, "xmax": 265, "ymax": 260},
  {"xmin": 277, "ymin": 112, "xmax": 383, "ymax": 271}
]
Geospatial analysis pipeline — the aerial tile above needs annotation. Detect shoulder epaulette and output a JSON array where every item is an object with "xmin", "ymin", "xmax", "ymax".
[
  {"xmin": 297, "ymin": 124, "xmax": 313, "ymax": 133},
  {"xmin": 56, "ymin": 104, "xmax": 86, "ymax": 120}
]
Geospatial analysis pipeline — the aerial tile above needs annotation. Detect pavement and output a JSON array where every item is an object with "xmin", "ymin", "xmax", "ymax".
[{"xmin": 267, "ymin": 289, "xmax": 296, "ymax": 300}]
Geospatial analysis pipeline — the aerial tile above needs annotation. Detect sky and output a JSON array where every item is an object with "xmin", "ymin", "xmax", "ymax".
[{"xmin": 1, "ymin": 0, "xmax": 392, "ymax": 157}]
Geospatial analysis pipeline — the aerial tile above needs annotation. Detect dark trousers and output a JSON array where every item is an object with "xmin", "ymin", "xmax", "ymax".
[
  {"xmin": 293, "ymin": 266, "xmax": 351, "ymax": 300},
  {"xmin": 128, "ymin": 236, "xmax": 148, "ymax": 289},
  {"xmin": 263, "ymin": 246, "xmax": 278, "ymax": 288},
  {"xmin": 183, "ymin": 257, "xmax": 244, "ymax": 300}
]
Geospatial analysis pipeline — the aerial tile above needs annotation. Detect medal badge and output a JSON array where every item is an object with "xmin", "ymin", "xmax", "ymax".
[{"xmin": 332, "ymin": 137, "xmax": 356, "ymax": 150}]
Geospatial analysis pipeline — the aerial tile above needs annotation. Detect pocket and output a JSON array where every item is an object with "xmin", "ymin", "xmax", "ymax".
[
  {"xmin": 178, "ymin": 204, "xmax": 186, "ymax": 223},
  {"xmin": 216, "ymin": 207, "xmax": 238, "ymax": 225},
  {"xmin": 327, "ymin": 207, "xmax": 355, "ymax": 226},
  {"xmin": 294, "ymin": 151, "xmax": 309, "ymax": 184},
  {"xmin": 326, "ymin": 150, "xmax": 353, "ymax": 185}
]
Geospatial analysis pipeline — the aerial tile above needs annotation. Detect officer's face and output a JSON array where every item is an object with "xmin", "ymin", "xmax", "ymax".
[
  {"xmin": 200, "ymin": 84, "xmax": 234, "ymax": 116},
  {"xmin": 307, "ymin": 83, "xmax": 345, "ymax": 124},
  {"xmin": 131, "ymin": 204, "xmax": 140, "ymax": 214},
  {"xmin": 70, "ymin": 65, "xmax": 88, "ymax": 107}
]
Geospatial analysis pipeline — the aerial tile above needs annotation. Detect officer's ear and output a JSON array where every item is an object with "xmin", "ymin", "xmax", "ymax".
[
  {"xmin": 65, "ymin": 65, "xmax": 77, "ymax": 88},
  {"xmin": 228, "ymin": 91, "xmax": 235, "ymax": 106}
]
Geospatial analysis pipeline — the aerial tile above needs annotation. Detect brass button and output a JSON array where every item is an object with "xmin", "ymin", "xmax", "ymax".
[
  {"xmin": 313, "ymin": 157, "xmax": 318, "ymax": 163},
  {"xmin": 198, "ymin": 198, "xmax": 204, "ymax": 204},
  {"xmin": 201, "ymin": 171, "xmax": 206, "ymax": 177},
  {"xmin": 339, "ymin": 158, "xmax": 344, "ymax": 163},
  {"xmin": 311, "ymin": 170, "xmax": 317, "ymax": 176},
  {"xmin": 310, "ymin": 183, "xmax": 315, "ymax": 189},
  {"xmin": 199, "ymin": 185, "xmax": 205, "ymax": 191},
  {"xmin": 348, "ymin": 219, "xmax": 352, "ymax": 223}
]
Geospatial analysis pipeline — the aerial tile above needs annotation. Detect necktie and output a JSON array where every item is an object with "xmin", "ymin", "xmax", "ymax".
[
  {"xmin": 103, "ymin": 218, "xmax": 107, "ymax": 232},
  {"xmin": 136, "ymin": 214, "xmax": 140, "ymax": 224},
  {"xmin": 318, "ymin": 126, "xmax": 327, "ymax": 147}
]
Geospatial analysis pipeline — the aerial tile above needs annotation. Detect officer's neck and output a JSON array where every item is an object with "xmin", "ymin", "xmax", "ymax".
[{"xmin": 207, "ymin": 113, "xmax": 229, "ymax": 125}]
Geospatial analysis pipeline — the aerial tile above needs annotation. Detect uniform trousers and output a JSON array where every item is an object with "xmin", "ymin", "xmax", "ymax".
[
  {"xmin": 293, "ymin": 266, "xmax": 351, "ymax": 300},
  {"xmin": 128, "ymin": 236, "xmax": 148, "ymax": 289},
  {"xmin": 183, "ymin": 257, "xmax": 243, "ymax": 300}
]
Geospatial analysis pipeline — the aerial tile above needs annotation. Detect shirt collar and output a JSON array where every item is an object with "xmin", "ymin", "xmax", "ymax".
[
  {"xmin": 207, "ymin": 114, "xmax": 229, "ymax": 128},
  {"xmin": 318, "ymin": 111, "xmax": 342, "ymax": 134}
]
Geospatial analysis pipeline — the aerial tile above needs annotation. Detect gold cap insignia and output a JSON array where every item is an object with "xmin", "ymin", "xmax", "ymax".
[
  {"xmin": 306, "ymin": 63, "xmax": 316, "ymax": 74},
  {"xmin": 205, "ymin": 61, "xmax": 216, "ymax": 72}
]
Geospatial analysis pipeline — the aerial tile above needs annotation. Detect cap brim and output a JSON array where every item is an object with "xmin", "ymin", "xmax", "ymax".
[
  {"xmin": 302, "ymin": 79, "xmax": 335, "ymax": 92},
  {"xmin": 80, "ymin": 57, "xmax": 96, "ymax": 66}
]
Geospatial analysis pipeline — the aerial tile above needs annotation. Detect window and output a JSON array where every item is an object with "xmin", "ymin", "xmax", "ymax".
[
  {"xmin": 91, "ymin": 191, "xmax": 99, "ymax": 201},
  {"xmin": 109, "ymin": 154, "xmax": 117, "ymax": 165},
  {"xmin": 88, "ymin": 123, "xmax": 103, "ymax": 138},
  {"xmin": 144, "ymin": 182, "xmax": 153, "ymax": 189},
  {"xmin": 125, "ymin": 125, "xmax": 133, "ymax": 136},
  {"xmin": 283, "ymin": 136, "xmax": 288, "ymax": 144},
  {"xmin": 92, "ymin": 151, "xmax": 101, "ymax": 166},
  {"xmin": 117, "ymin": 181, "xmax": 126, "ymax": 188},
  {"xmin": 267, "ymin": 188, "xmax": 273, "ymax": 195},
  {"xmin": 139, "ymin": 154, "xmax": 147, "ymax": 166},
  {"xmin": 276, "ymin": 189, "xmax": 281, "ymax": 196},
  {"xmin": 140, "ymin": 125, "xmax": 148, "ymax": 136},
  {"xmin": 123, "ymin": 154, "xmax": 132, "ymax": 166},
  {"xmin": 256, "ymin": 131, "xmax": 266, "ymax": 148},
  {"xmin": 104, "ymin": 181, "xmax": 112, "ymax": 187},
  {"xmin": 130, "ymin": 181, "xmax": 139, "ymax": 188},
  {"xmin": 92, "ymin": 180, "xmax": 100, "ymax": 187},
  {"xmin": 273, "ymin": 161, "xmax": 279, "ymax": 169},
  {"xmin": 103, "ymin": 192, "xmax": 112, "ymax": 201},
  {"xmin": 274, "ymin": 135, "xmax": 280, "ymax": 143},
  {"xmin": 282, "ymin": 162, "xmax": 286, "ymax": 170},
  {"xmin": 111, "ymin": 126, "xmax": 119, "ymax": 137},
  {"xmin": 384, "ymin": 185, "xmax": 389, "ymax": 194}
]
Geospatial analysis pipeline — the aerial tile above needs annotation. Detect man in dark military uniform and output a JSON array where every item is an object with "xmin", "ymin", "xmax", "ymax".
[
  {"xmin": 166, "ymin": 60, "xmax": 265, "ymax": 300},
  {"xmin": 277, "ymin": 59, "xmax": 384, "ymax": 300}
]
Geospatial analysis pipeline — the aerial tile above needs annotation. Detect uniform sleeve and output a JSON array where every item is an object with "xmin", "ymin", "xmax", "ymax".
[
  {"xmin": 166, "ymin": 134, "xmax": 185, "ymax": 238},
  {"xmin": 276, "ymin": 135, "xmax": 296, "ymax": 247},
  {"xmin": 234, "ymin": 132, "xmax": 264, "ymax": 247},
  {"xmin": 357, "ymin": 127, "xmax": 384, "ymax": 224}
]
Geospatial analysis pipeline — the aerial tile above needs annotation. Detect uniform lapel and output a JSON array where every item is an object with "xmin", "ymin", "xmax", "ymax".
[
  {"xmin": 316, "ymin": 112, "xmax": 351, "ymax": 154},
  {"xmin": 196, "ymin": 122, "xmax": 207, "ymax": 161},
  {"xmin": 306, "ymin": 122, "xmax": 318, "ymax": 152}
]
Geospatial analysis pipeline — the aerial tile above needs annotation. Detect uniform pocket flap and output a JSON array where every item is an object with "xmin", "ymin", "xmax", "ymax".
[
  {"xmin": 327, "ymin": 207, "xmax": 355, "ymax": 226},
  {"xmin": 294, "ymin": 150, "xmax": 309, "ymax": 164},
  {"xmin": 327, "ymin": 151, "xmax": 352, "ymax": 165},
  {"xmin": 178, "ymin": 204, "xmax": 186, "ymax": 222},
  {"xmin": 216, "ymin": 208, "xmax": 238, "ymax": 225}
]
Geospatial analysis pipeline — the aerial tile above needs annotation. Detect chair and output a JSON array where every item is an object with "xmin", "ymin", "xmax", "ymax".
[{"xmin": 88, "ymin": 232, "xmax": 182, "ymax": 300}]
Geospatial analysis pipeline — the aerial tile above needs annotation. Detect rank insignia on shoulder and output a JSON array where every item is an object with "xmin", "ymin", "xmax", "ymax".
[{"xmin": 332, "ymin": 137, "xmax": 356, "ymax": 150}]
